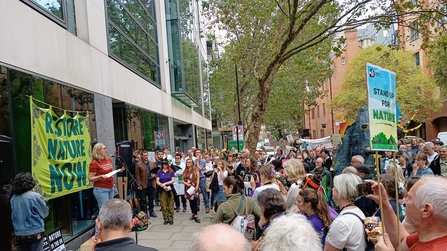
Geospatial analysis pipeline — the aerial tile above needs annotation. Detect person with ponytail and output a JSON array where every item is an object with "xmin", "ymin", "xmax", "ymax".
[
  {"xmin": 251, "ymin": 164, "xmax": 279, "ymax": 204},
  {"xmin": 211, "ymin": 176, "xmax": 261, "ymax": 224},
  {"xmin": 297, "ymin": 188, "xmax": 333, "ymax": 249}
]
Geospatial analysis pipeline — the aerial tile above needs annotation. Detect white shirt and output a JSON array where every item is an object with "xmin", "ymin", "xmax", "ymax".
[
  {"xmin": 252, "ymin": 183, "xmax": 279, "ymax": 204},
  {"xmin": 326, "ymin": 207, "xmax": 366, "ymax": 251},
  {"xmin": 428, "ymin": 152, "xmax": 439, "ymax": 164}
]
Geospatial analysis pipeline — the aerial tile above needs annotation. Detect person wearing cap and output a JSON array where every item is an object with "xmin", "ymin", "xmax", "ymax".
[
  {"xmin": 353, "ymin": 164, "xmax": 374, "ymax": 180},
  {"xmin": 432, "ymin": 140, "xmax": 444, "ymax": 153},
  {"xmin": 429, "ymin": 145, "xmax": 447, "ymax": 176},
  {"xmin": 310, "ymin": 157, "xmax": 332, "ymax": 203},
  {"xmin": 235, "ymin": 154, "xmax": 248, "ymax": 177},
  {"xmin": 156, "ymin": 158, "xmax": 176, "ymax": 225}
]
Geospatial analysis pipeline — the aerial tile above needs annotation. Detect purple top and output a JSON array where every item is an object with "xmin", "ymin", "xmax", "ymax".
[
  {"xmin": 307, "ymin": 213, "xmax": 327, "ymax": 248},
  {"xmin": 157, "ymin": 169, "xmax": 175, "ymax": 184}
]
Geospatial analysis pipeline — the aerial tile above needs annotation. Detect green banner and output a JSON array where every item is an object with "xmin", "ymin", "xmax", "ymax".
[{"xmin": 30, "ymin": 97, "xmax": 93, "ymax": 200}]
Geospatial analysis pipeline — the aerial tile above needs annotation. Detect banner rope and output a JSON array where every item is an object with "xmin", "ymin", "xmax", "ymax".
[{"xmin": 27, "ymin": 95, "xmax": 90, "ymax": 114}]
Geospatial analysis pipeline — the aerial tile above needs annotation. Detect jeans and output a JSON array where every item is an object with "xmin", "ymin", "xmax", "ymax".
[
  {"xmin": 174, "ymin": 195, "xmax": 187, "ymax": 210},
  {"xmin": 146, "ymin": 186, "xmax": 155, "ymax": 213},
  {"xmin": 196, "ymin": 177, "xmax": 209, "ymax": 209},
  {"xmin": 17, "ymin": 238, "xmax": 43, "ymax": 251},
  {"xmin": 93, "ymin": 187, "xmax": 114, "ymax": 238},
  {"xmin": 136, "ymin": 188, "xmax": 148, "ymax": 213}
]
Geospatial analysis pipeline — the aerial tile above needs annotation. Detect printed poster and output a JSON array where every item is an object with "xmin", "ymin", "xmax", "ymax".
[{"xmin": 366, "ymin": 63, "xmax": 398, "ymax": 151}]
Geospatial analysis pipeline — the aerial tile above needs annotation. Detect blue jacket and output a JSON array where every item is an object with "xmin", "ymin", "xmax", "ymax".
[{"xmin": 10, "ymin": 190, "xmax": 49, "ymax": 236}]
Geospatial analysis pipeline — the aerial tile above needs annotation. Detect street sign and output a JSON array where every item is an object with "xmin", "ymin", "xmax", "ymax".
[
  {"xmin": 232, "ymin": 126, "xmax": 244, "ymax": 141},
  {"xmin": 228, "ymin": 141, "xmax": 245, "ymax": 152}
]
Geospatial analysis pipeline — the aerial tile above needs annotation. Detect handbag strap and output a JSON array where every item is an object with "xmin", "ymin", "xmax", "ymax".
[{"xmin": 227, "ymin": 196, "xmax": 245, "ymax": 216}]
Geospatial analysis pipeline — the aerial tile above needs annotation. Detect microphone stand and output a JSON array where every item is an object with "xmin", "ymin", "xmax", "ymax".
[{"xmin": 112, "ymin": 155, "xmax": 140, "ymax": 244}]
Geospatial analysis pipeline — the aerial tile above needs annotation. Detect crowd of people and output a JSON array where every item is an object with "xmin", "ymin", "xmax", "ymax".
[{"xmin": 9, "ymin": 135, "xmax": 447, "ymax": 251}]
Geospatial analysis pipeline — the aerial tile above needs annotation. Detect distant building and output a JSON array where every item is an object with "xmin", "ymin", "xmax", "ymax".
[{"xmin": 303, "ymin": 24, "xmax": 395, "ymax": 139}]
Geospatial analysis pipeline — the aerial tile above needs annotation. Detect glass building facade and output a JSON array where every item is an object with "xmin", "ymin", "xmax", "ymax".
[{"xmin": 0, "ymin": 0, "xmax": 212, "ymax": 249}]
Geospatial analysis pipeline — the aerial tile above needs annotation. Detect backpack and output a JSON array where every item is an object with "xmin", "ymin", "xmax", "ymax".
[
  {"xmin": 227, "ymin": 197, "xmax": 257, "ymax": 241},
  {"xmin": 342, "ymin": 212, "xmax": 375, "ymax": 251}
]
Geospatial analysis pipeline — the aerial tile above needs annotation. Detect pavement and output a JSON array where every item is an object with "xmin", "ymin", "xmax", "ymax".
[{"xmin": 130, "ymin": 200, "xmax": 212, "ymax": 251}]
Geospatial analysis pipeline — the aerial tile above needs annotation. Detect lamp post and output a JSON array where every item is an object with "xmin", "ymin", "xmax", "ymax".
[{"xmin": 235, "ymin": 65, "xmax": 242, "ymax": 152}]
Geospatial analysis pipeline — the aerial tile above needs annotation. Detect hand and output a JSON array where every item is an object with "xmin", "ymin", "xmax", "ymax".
[
  {"xmin": 365, "ymin": 180, "xmax": 390, "ymax": 204},
  {"xmin": 138, "ymin": 186, "xmax": 142, "ymax": 190},
  {"xmin": 100, "ymin": 175, "xmax": 108, "ymax": 179},
  {"xmin": 119, "ymin": 167, "xmax": 125, "ymax": 172},
  {"xmin": 375, "ymin": 233, "xmax": 395, "ymax": 251},
  {"xmin": 164, "ymin": 186, "xmax": 169, "ymax": 191},
  {"xmin": 250, "ymin": 175, "xmax": 256, "ymax": 189}
]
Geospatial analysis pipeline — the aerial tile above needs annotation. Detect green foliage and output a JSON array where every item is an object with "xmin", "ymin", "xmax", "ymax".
[
  {"xmin": 205, "ymin": 0, "xmax": 446, "ymax": 152},
  {"xmin": 332, "ymin": 45, "xmax": 441, "ymax": 122},
  {"xmin": 428, "ymin": 33, "xmax": 447, "ymax": 98}
]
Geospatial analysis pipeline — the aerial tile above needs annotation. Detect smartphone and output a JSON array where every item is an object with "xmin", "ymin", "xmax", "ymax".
[{"xmin": 357, "ymin": 183, "xmax": 372, "ymax": 197}]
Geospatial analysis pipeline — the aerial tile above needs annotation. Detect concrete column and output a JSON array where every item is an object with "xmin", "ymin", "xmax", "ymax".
[{"xmin": 93, "ymin": 93, "xmax": 116, "ymax": 155}]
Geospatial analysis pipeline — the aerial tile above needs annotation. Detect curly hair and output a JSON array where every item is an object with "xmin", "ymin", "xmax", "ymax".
[
  {"xmin": 245, "ymin": 157, "xmax": 258, "ymax": 173},
  {"xmin": 260, "ymin": 214, "xmax": 322, "ymax": 251},
  {"xmin": 257, "ymin": 189, "xmax": 285, "ymax": 218},
  {"xmin": 299, "ymin": 188, "xmax": 333, "ymax": 231},
  {"xmin": 11, "ymin": 172, "xmax": 36, "ymax": 195}
]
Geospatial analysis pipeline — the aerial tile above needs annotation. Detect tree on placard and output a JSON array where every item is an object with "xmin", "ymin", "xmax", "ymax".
[
  {"xmin": 332, "ymin": 45, "xmax": 441, "ymax": 122},
  {"xmin": 204, "ymin": 0, "xmax": 445, "ymax": 153}
]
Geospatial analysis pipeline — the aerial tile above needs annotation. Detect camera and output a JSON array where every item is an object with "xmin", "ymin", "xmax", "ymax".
[{"xmin": 357, "ymin": 183, "xmax": 372, "ymax": 197}]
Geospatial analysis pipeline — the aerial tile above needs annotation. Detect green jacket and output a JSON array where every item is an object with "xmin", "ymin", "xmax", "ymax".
[{"xmin": 211, "ymin": 193, "xmax": 261, "ymax": 224}]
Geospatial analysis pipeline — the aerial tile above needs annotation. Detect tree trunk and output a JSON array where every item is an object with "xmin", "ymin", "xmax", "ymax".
[{"xmin": 245, "ymin": 63, "xmax": 281, "ymax": 154}]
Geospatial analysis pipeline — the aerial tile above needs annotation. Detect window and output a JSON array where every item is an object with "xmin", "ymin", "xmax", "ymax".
[
  {"xmin": 320, "ymin": 129, "xmax": 325, "ymax": 137},
  {"xmin": 323, "ymin": 103, "xmax": 326, "ymax": 116},
  {"xmin": 21, "ymin": 0, "xmax": 76, "ymax": 34},
  {"xmin": 317, "ymin": 105, "xmax": 320, "ymax": 118},
  {"xmin": 312, "ymin": 108, "xmax": 315, "ymax": 119},
  {"xmin": 410, "ymin": 21, "xmax": 419, "ymax": 40},
  {"xmin": 341, "ymin": 57, "xmax": 346, "ymax": 65},
  {"xmin": 312, "ymin": 130, "xmax": 316, "ymax": 138},
  {"xmin": 414, "ymin": 52, "xmax": 420, "ymax": 66},
  {"xmin": 106, "ymin": 0, "xmax": 160, "ymax": 86}
]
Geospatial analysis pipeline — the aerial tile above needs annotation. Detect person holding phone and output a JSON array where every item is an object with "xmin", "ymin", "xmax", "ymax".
[
  {"xmin": 210, "ymin": 158, "xmax": 228, "ymax": 210},
  {"xmin": 242, "ymin": 157, "xmax": 259, "ymax": 196},
  {"xmin": 325, "ymin": 173, "xmax": 367, "ymax": 251}
]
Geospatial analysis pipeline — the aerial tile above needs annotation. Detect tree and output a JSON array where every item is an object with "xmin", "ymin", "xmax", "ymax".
[
  {"xmin": 332, "ymin": 45, "xmax": 441, "ymax": 122},
  {"xmin": 428, "ymin": 33, "xmax": 447, "ymax": 98},
  {"xmin": 204, "ymin": 0, "xmax": 445, "ymax": 153}
]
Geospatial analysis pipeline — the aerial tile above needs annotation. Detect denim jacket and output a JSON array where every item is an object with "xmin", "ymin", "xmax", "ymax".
[{"xmin": 10, "ymin": 190, "xmax": 49, "ymax": 236}]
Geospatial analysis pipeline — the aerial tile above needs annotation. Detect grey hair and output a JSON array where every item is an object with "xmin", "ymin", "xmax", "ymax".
[
  {"xmin": 342, "ymin": 166, "xmax": 358, "ymax": 175},
  {"xmin": 424, "ymin": 142, "xmax": 434, "ymax": 149},
  {"xmin": 333, "ymin": 173, "xmax": 362, "ymax": 201},
  {"xmin": 351, "ymin": 155, "xmax": 364, "ymax": 164},
  {"xmin": 97, "ymin": 198, "xmax": 132, "ymax": 230},
  {"xmin": 260, "ymin": 214, "xmax": 322, "ymax": 251},
  {"xmin": 415, "ymin": 176, "xmax": 447, "ymax": 222},
  {"xmin": 189, "ymin": 224, "xmax": 250, "ymax": 251}
]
